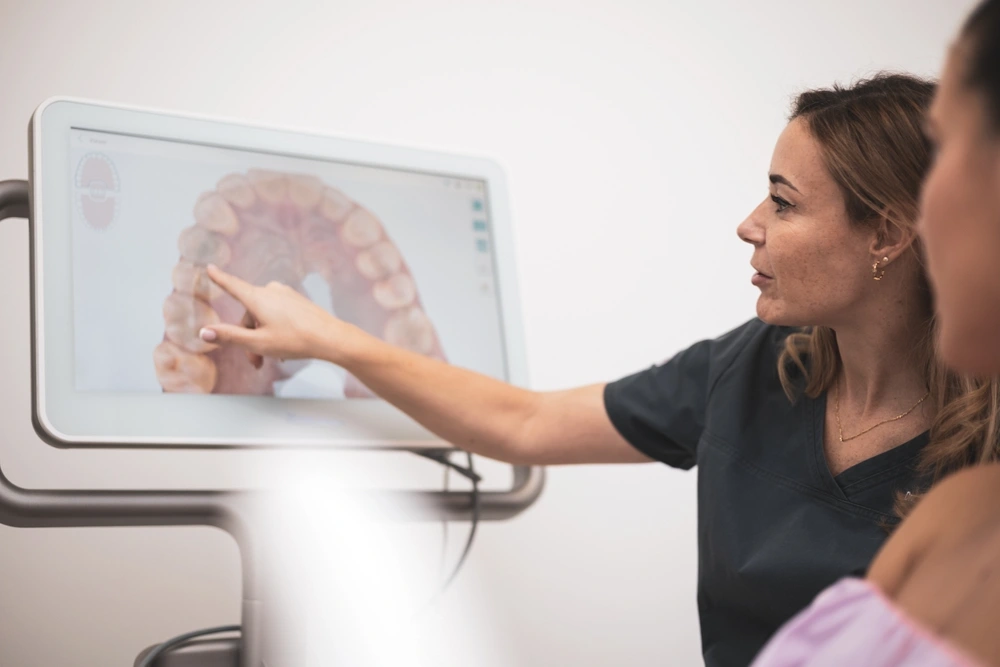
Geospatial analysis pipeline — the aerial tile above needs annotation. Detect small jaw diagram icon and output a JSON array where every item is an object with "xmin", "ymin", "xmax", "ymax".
[{"xmin": 75, "ymin": 153, "xmax": 120, "ymax": 231}]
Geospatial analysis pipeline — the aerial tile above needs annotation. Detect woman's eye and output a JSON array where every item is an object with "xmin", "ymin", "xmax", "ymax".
[{"xmin": 770, "ymin": 194, "xmax": 793, "ymax": 212}]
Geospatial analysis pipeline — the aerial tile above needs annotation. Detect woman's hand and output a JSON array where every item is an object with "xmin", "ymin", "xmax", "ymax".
[{"xmin": 198, "ymin": 264, "xmax": 358, "ymax": 368}]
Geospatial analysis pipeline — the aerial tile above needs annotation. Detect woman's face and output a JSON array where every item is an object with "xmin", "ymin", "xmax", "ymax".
[
  {"xmin": 920, "ymin": 44, "xmax": 1000, "ymax": 374},
  {"xmin": 737, "ymin": 118, "xmax": 878, "ymax": 327}
]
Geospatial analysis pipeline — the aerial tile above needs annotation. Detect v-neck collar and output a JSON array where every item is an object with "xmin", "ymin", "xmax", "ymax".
[{"xmin": 808, "ymin": 391, "xmax": 929, "ymax": 500}]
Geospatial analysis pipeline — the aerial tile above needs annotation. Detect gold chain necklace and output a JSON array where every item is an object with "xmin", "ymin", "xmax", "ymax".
[{"xmin": 834, "ymin": 379, "xmax": 930, "ymax": 443}]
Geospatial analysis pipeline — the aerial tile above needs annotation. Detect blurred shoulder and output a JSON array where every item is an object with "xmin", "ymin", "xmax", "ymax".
[
  {"xmin": 868, "ymin": 463, "xmax": 1000, "ymax": 596},
  {"xmin": 915, "ymin": 464, "xmax": 1000, "ymax": 524}
]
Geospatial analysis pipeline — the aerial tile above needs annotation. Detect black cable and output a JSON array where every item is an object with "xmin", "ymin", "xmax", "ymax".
[
  {"xmin": 421, "ymin": 451, "xmax": 480, "ymax": 607},
  {"xmin": 138, "ymin": 625, "xmax": 240, "ymax": 667},
  {"xmin": 416, "ymin": 448, "xmax": 482, "ymax": 592},
  {"xmin": 440, "ymin": 455, "xmax": 451, "ymax": 577},
  {"xmin": 414, "ymin": 449, "xmax": 482, "ymax": 483},
  {"xmin": 441, "ymin": 451, "xmax": 479, "ymax": 591}
]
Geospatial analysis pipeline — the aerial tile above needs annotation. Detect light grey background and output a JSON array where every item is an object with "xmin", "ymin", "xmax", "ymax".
[{"xmin": 0, "ymin": 0, "xmax": 979, "ymax": 665}]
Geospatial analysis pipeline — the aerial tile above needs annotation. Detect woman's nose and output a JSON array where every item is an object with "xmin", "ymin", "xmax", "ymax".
[{"xmin": 737, "ymin": 202, "xmax": 766, "ymax": 245}]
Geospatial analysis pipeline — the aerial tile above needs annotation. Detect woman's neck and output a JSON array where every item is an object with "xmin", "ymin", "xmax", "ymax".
[{"xmin": 832, "ymin": 288, "xmax": 931, "ymax": 419}]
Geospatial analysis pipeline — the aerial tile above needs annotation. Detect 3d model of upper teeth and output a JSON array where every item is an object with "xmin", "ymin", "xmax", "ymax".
[{"xmin": 156, "ymin": 170, "xmax": 446, "ymax": 396}]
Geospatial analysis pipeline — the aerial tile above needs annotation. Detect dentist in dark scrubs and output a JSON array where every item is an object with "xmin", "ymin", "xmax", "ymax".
[{"xmin": 198, "ymin": 72, "xmax": 1000, "ymax": 666}]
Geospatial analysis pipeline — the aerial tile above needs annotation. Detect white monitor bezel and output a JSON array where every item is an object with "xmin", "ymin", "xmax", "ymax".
[{"xmin": 29, "ymin": 96, "xmax": 528, "ymax": 449}]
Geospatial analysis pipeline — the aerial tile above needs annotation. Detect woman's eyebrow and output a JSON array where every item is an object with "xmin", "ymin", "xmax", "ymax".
[{"xmin": 769, "ymin": 174, "xmax": 800, "ymax": 193}]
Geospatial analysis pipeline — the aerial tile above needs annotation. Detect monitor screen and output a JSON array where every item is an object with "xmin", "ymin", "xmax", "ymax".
[
  {"xmin": 31, "ymin": 97, "xmax": 526, "ymax": 447},
  {"xmin": 69, "ymin": 129, "xmax": 507, "ymax": 400}
]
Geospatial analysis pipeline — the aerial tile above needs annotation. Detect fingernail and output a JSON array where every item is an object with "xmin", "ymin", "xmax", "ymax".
[
  {"xmin": 199, "ymin": 327, "xmax": 217, "ymax": 342},
  {"xmin": 207, "ymin": 264, "xmax": 217, "ymax": 271}
]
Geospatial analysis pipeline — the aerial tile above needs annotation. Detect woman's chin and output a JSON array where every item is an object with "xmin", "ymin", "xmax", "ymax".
[
  {"xmin": 755, "ymin": 300, "xmax": 809, "ymax": 328},
  {"xmin": 755, "ymin": 299, "xmax": 783, "ymax": 325}
]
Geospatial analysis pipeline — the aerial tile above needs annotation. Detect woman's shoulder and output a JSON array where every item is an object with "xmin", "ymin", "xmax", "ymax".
[{"xmin": 701, "ymin": 318, "xmax": 799, "ymax": 377}]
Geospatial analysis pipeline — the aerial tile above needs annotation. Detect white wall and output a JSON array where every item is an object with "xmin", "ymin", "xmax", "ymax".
[{"xmin": 0, "ymin": 0, "xmax": 978, "ymax": 665}]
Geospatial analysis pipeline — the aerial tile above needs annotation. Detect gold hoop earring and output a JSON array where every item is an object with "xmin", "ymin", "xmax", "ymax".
[{"xmin": 872, "ymin": 256, "xmax": 889, "ymax": 281}]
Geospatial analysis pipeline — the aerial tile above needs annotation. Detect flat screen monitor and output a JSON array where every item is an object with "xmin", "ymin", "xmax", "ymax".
[{"xmin": 29, "ymin": 97, "xmax": 527, "ymax": 448}]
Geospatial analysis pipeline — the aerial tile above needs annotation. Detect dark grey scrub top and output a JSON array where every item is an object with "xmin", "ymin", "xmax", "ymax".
[{"xmin": 604, "ymin": 319, "xmax": 929, "ymax": 667}]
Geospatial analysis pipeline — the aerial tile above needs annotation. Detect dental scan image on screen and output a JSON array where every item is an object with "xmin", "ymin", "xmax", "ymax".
[{"xmin": 69, "ymin": 129, "xmax": 506, "ymax": 399}]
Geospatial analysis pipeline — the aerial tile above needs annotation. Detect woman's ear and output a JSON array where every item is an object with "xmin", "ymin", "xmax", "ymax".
[{"xmin": 870, "ymin": 212, "xmax": 918, "ymax": 263}]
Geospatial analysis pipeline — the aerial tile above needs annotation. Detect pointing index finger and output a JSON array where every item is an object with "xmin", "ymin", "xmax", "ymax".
[{"xmin": 206, "ymin": 264, "xmax": 256, "ymax": 306}]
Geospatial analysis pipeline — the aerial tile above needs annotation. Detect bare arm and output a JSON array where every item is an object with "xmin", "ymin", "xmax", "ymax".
[
  {"xmin": 200, "ymin": 266, "xmax": 650, "ymax": 465},
  {"xmin": 336, "ymin": 337, "xmax": 646, "ymax": 464}
]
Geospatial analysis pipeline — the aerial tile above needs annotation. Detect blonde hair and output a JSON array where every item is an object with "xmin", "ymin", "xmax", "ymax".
[{"xmin": 775, "ymin": 73, "xmax": 1000, "ymax": 518}]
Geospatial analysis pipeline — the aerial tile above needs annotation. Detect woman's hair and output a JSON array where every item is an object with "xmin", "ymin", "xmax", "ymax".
[
  {"xmin": 775, "ymin": 72, "xmax": 1000, "ymax": 519},
  {"xmin": 961, "ymin": 0, "xmax": 1000, "ymax": 130}
]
